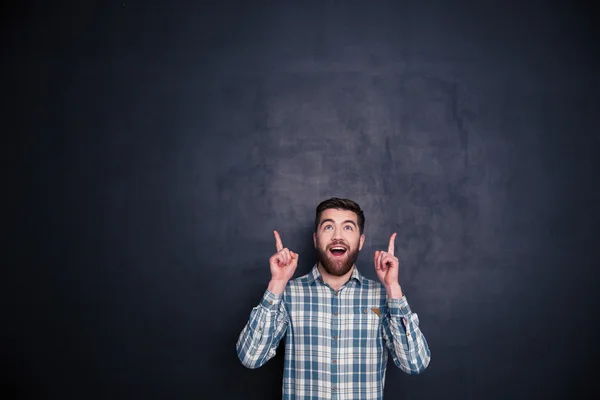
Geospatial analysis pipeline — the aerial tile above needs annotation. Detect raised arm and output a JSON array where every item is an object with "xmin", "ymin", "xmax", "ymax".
[
  {"xmin": 236, "ymin": 230, "xmax": 298, "ymax": 369},
  {"xmin": 374, "ymin": 233, "xmax": 431, "ymax": 373}
]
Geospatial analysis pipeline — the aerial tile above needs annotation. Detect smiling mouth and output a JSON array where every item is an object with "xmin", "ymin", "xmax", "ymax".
[{"xmin": 329, "ymin": 246, "xmax": 347, "ymax": 257}]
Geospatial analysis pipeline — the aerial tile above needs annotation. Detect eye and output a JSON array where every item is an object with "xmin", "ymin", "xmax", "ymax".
[
  {"xmin": 324, "ymin": 225, "xmax": 332, "ymax": 230},
  {"xmin": 344, "ymin": 225, "xmax": 353, "ymax": 230}
]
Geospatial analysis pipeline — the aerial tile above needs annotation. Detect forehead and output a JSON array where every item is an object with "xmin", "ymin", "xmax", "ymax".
[{"xmin": 319, "ymin": 208, "xmax": 358, "ymax": 224}]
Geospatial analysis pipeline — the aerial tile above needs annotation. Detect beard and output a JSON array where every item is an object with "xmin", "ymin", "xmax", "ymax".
[{"xmin": 316, "ymin": 239, "xmax": 361, "ymax": 277}]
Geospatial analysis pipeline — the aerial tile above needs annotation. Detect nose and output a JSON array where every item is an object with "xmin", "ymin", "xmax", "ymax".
[{"xmin": 332, "ymin": 227, "xmax": 343, "ymax": 240}]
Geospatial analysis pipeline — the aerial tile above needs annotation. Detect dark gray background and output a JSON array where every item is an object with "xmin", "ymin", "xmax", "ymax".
[{"xmin": 4, "ymin": 0, "xmax": 599, "ymax": 399}]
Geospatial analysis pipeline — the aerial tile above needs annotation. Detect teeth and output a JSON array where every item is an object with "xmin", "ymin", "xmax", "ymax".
[{"xmin": 331, "ymin": 247, "xmax": 346, "ymax": 251}]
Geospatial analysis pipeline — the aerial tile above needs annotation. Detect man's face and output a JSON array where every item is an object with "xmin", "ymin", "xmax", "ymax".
[{"xmin": 313, "ymin": 208, "xmax": 365, "ymax": 277}]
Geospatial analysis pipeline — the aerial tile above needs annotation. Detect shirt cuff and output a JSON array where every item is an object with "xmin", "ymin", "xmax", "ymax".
[
  {"xmin": 260, "ymin": 289, "xmax": 283, "ymax": 310},
  {"xmin": 387, "ymin": 296, "xmax": 412, "ymax": 317}
]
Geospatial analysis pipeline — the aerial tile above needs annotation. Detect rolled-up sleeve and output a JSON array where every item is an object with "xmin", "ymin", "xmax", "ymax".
[
  {"xmin": 381, "ymin": 296, "xmax": 431, "ymax": 374},
  {"xmin": 236, "ymin": 289, "xmax": 289, "ymax": 369}
]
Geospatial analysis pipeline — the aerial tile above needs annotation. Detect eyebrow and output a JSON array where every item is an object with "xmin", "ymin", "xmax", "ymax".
[{"xmin": 319, "ymin": 218, "xmax": 358, "ymax": 228}]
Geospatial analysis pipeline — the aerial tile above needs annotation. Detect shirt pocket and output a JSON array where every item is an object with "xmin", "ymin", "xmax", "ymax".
[{"xmin": 354, "ymin": 305, "xmax": 384, "ymax": 342}]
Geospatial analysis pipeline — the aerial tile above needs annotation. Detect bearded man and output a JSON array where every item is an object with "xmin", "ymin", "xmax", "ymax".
[{"xmin": 236, "ymin": 197, "xmax": 431, "ymax": 399}]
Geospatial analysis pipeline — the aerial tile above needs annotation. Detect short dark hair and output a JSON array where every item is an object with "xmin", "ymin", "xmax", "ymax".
[{"xmin": 315, "ymin": 197, "xmax": 365, "ymax": 234}]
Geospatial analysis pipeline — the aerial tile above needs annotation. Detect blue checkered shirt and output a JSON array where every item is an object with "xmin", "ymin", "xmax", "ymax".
[{"xmin": 237, "ymin": 265, "xmax": 431, "ymax": 399}]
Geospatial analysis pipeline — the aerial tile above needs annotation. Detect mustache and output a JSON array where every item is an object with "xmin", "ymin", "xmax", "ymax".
[{"xmin": 327, "ymin": 240, "xmax": 349, "ymax": 249}]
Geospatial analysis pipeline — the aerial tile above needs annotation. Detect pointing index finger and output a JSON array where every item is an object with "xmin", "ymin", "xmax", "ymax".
[
  {"xmin": 274, "ymin": 230, "xmax": 283, "ymax": 252},
  {"xmin": 388, "ymin": 232, "xmax": 397, "ymax": 256}
]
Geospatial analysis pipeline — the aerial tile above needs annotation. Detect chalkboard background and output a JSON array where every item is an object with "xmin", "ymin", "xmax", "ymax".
[{"xmin": 4, "ymin": 1, "xmax": 599, "ymax": 399}]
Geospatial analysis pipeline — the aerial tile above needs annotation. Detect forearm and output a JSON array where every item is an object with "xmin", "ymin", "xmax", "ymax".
[
  {"xmin": 385, "ymin": 283, "xmax": 403, "ymax": 299},
  {"xmin": 383, "ymin": 296, "xmax": 431, "ymax": 374},
  {"xmin": 267, "ymin": 279, "xmax": 288, "ymax": 294},
  {"xmin": 236, "ymin": 289, "xmax": 288, "ymax": 369}
]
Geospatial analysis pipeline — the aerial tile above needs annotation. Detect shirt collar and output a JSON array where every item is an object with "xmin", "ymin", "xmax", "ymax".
[{"xmin": 307, "ymin": 263, "xmax": 365, "ymax": 286}]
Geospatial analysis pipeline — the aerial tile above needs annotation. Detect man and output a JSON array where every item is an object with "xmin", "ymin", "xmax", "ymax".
[{"xmin": 236, "ymin": 197, "xmax": 431, "ymax": 399}]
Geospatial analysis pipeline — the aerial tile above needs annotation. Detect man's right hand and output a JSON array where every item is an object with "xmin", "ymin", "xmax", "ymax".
[{"xmin": 268, "ymin": 230, "xmax": 298, "ymax": 294}]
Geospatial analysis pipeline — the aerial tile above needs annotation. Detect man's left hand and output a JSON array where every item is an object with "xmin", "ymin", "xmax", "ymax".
[{"xmin": 374, "ymin": 233, "xmax": 403, "ymax": 298}]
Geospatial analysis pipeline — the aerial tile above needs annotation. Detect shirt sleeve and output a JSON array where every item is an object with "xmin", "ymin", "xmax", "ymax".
[
  {"xmin": 236, "ymin": 289, "xmax": 289, "ymax": 369},
  {"xmin": 381, "ymin": 296, "xmax": 431, "ymax": 374}
]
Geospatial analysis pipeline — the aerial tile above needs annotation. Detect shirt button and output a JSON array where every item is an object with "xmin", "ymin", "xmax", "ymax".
[
  {"xmin": 334, "ymin": 311, "xmax": 338, "ymax": 316},
  {"xmin": 333, "ymin": 386, "xmax": 338, "ymax": 391},
  {"xmin": 333, "ymin": 359, "xmax": 337, "ymax": 364},
  {"xmin": 364, "ymin": 308, "xmax": 368, "ymax": 313},
  {"xmin": 269, "ymin": 300, "xmax": 273, "ymax": 305},
  {"xmin": 333, "ymin": 335, "xmax": 338, "ymax": 340},
  {"xmin": 401, "ymin": 306, "xmax": 405, "ymax": 310},
  {"xmin": 335, "ymin": 291, "xmax": 339, "ymax": 296}
]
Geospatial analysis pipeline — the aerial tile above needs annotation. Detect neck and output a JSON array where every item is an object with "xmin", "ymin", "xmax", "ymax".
[{"xmin": 317, "ymin": 262, "xmax": 354, "ymax": 291}]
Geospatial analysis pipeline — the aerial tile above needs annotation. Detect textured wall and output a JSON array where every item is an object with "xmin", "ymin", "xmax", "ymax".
[{"xmin": 5, "ymin": 1, "xmax": 599, "ymax": 399}]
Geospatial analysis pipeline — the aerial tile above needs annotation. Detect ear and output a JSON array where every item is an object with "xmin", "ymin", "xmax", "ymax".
[
  {"xmin": 313, "ymin": 232, "xmax": 317, "ymax": 248},
  {"xmin": 359, "ymin": 234, "xmax": 365, "ymax": 251}
]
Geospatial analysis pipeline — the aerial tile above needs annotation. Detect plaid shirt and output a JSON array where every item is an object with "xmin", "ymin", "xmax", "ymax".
[{"xmin": 237, "ymin": 265, "xmax": 431, "ymax": 399}]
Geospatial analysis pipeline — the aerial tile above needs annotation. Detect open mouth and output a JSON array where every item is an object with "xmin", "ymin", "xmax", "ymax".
[{"xmin": 329, "ymin": 246, "xmax": 347, "ymax": 257}]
